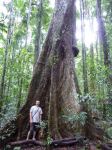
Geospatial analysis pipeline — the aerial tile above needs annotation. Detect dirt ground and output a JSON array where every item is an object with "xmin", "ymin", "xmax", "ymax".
[{"xmin": 17, "ymin": 146, "xmax": 85, "ymax": 150}]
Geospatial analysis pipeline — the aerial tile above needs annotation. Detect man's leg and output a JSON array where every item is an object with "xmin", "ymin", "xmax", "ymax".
[
  {"xmin": 26, "ymin": 130, "xmax": 31, "ymax": 140},
  {"xmin": 32, "ymin": 131, "xmax": 36, "ymax": 140},
  {"xmin": 32, "ymin": 123, "xmax": 40, "ymax": 140},
  {"xmin": 26, "ymin": 123, "xmax": 33, "ymax": 140}
]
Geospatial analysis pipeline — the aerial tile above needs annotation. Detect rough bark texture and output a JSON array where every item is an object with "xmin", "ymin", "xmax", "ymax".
[
  {"xmin": 34, "ymin": 0, "xmax": 43, "ymax": 65},
  {"xmin": 0, "ymin": 0, "xmax": 80, "ymax": 145}
]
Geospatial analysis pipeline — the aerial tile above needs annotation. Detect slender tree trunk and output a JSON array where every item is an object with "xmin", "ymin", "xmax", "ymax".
[
  {"xmin": 80, "ymin": 0, "xmax": 88, "ymax": 94},
  {"xmin": 25, "ymin": 0, "xmax": 32, "ymax": 47},
  {"xmin": 87, "ymin": 6, "xmax": 95, "ymax": 93},
  {"xmin": 17, "ymin": 79, "xmax": 23, "ymax": 114},
  {"xmin": 89, "ymin": 17, "xmax": 95, "ymax": 93},
  {"xmin": 95, "ymin": 33, "xmax": 101, "ymax": 95},
  {"xmin": 89, "ymin": 43, "xmax": 95, "ymax": 93},
  {"xmin": 34, "ymin": 0, "xmax": 43, "ymax": 65},
  {"xmin": 5, "ymin": 46, "xmax": 15, "ymax": 101},
  {"xmin": 97, "ymin": 0, "xmax": 110, "ymax": 66},
  {"xmin": 96, "ymin": 0, "xmax": 112, "ymax": 106}
]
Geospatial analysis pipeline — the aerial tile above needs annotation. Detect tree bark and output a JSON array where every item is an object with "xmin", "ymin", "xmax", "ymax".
[
  {"xmin": 34, "ymin": 0, "xmax": 43, "ymax": 65},
  {"xmin": 17, "ymin": 78, "xmax": 23, "ymax": 114},
  {"xmin": 89, "ymin": 43, "xmax": 95, "ymax": 93}
]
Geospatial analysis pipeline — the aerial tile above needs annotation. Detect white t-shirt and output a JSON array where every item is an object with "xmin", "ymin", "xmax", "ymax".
[{"xmin": 30, "ymin": 105, "xmax": 43, "ymax": 123}]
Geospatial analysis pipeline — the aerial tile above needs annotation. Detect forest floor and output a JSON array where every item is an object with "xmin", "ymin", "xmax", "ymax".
[
  {"xmin": 12, "ymin": 146, "xmax": 85, "ymax": 150},
  {"xmin": 4, "ymin": 139, "xmax": 92, "ymax": 150},
  {"xmin": 6, "ymin": 139, "xmax": 112, "ymax": 150},
  {"xmin": 1, "ymin": 138, "xmax": 112, "ymax": 150}
]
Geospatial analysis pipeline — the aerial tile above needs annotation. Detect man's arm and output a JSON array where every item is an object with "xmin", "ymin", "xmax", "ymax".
[
  {"xmin": 39, "ymin": 114, "xmax": 42, "ymax": 123},
  {"xmin": 30, "ymin": 112, "xmax": 32, "ymax": 123},
  {"xmin": 39, "ymin": 108, "xmax": 43, "ymax": 123}
]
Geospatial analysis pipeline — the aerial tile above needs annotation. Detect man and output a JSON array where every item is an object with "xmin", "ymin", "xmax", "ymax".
[{"xmin": 27, "ymin": 100, "xmax": 43, "ymax": 140}]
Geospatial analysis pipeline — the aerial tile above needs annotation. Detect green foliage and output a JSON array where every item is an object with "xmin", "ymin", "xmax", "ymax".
[
  {"xmin": 0, "ymin": 0, "xmax": 52, "ymax": 127},
  {"xmin": 13, "ymin": 147, "xmax": 21, "ymax": 150},
  {"xmin": 106, "ymin": 127, "xmax": 112, "ymax": 139},
  {"xmin": 63, "ymin": 112, "xmax": 87, "ymax": 126},
  {"xmin": 40, "ymin": 121, "xmax": 47, "ymax": 129},
  {"xmin": 0, "ymin": 23, "xmax": 7, "ymax": 32},
  {"xmin": 46, "ymin": 134, "xmax": 53, "ymax": 145},
  {"xmin": 75, "ymin": 0, "xmax": 112, "ymax": 121},
  {"xmin": 0, "ymin": 103, "xmax": 16, "ymax": 127}
]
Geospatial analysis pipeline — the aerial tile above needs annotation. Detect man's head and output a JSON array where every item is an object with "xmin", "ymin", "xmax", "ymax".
[{"xmin": 36, "ymin": 100, "xmax": 40, "ymax": 106}]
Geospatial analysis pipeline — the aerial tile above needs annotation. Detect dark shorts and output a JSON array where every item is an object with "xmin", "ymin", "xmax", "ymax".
[{"xmin": 30, "ymin": 122, "xmax": 40, "ymax": 132}]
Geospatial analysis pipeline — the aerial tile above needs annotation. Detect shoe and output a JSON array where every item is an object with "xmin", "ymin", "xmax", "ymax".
[{"xmin": 32, "ymin": 138, "xmax": 36, "ymax": 140}]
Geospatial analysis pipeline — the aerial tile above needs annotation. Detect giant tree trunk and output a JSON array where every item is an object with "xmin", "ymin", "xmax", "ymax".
[
  {"xmin": 0, "ymin": 0, "xmax": 80, "ymax": 143},
  {"xmin": 19, "ymin": 0, "xmax": 80, "ymax": 139}
]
